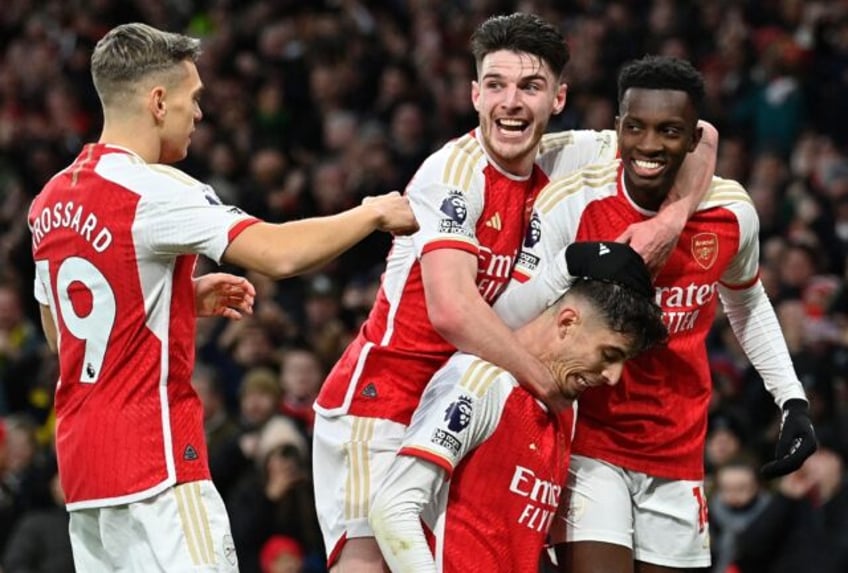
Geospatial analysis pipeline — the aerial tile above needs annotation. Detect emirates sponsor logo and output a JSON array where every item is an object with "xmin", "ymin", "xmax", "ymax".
[
  {"xmin": 692, "ymin": 232, "xmax": 718, "ymax": 270},
  {"xmin": 509, "ymin": 465, "xmax": 560, "ymax": 532}
]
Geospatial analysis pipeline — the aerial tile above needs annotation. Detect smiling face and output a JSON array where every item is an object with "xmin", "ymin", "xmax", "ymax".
[
  {"xmin": 471, "ymin": 50, "xmax": 566, "ymax": 176},
  {"xmin": 616, "ymin": 87, "xmax": 701, "ymax": 210},
  {"xmin": 156, "ymin": 60, "xmax": 203, "ymax": 163},
  {"xmin": 541, "ymin": 304, "xmax": 634, "ymax": 401}
]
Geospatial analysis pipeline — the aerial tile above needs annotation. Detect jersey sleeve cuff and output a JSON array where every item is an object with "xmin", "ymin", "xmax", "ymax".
[
  {"xmin": 719, "ymin": 270, "xmax": 760, "ymax": 290},
  {"xmin": 399, "ymin": 446, "xmax": 455, "ymax": 478},
  {"xmin": 227, "ymin": 217, "xmax": 261, "ymax": 244},
  {"xmin": 421, "ymin": 238, "xmax": 478, "ymax": 257}
]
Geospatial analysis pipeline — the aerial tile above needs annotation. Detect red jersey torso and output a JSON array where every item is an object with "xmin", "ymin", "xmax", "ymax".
[
  {"xmin": 316, "ymin": 130, "xmax": 618, "ymax": 424},
  {"xmin": 29, "ymin": 144, "xmax": 257, "ymax": 508},
  {"xmin": 510, "ymin": 162, "xmax": 759, "ymax": 479},
  {"xmin": 398, "ymin": 355, "xmax": 574, "ymax": 572}
]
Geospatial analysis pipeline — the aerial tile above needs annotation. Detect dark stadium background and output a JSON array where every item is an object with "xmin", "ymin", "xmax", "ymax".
[{"xmin": 0, "ymin": 1, "xmax": 846, "ymax": 572}]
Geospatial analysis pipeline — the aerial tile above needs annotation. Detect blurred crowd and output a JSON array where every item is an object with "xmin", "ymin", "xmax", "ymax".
[{"xmin": 0, "ymin": 0, "xmax": 847, "ymax": 572}]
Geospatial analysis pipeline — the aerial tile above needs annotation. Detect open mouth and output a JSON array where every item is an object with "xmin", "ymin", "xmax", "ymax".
[
  {"xmin": 495, "ymin": 118, "xmax": 530, "ymax": 135},
  {"xmin": 630, "ymin": 158, "xmax": 665, "ymax": 178}
]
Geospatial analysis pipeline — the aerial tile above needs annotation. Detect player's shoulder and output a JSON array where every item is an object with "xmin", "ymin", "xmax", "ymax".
[
  {"xmin": 538, "ymin": 129, "xmax": 616, "ymax": 158},
  {"xmin": 698, "ymin": 176, "xmax": 754, "ymax": 212},
  {"xmin": 97, "ymin": 154, "xmax": 208, "ymax": 199},
  {"xmin": 444, "ymin": 354, "xmax": 517, "ymax": 399},
  {"xmin": 416, "ymin": 132, "xmax": 487, "ymax": 189},
  {"xmin": 534, "ymin": 158, "xmax": 620, "ymax": 215}
]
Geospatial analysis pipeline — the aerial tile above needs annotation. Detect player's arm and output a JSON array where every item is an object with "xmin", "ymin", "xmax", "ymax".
[
  {"xmin": 719, "ymin": 199, "xmax": 815, "ymax": 478},
  {"xmin": 39, "ymin": 304, "xmax": 57, "ymax": 353},
  {"xmin": 222, "ymin": 191, "xmax": 418, "ymax": 279},
  {"xmin": 719, "ymin": 279, "xmax": 816, "ymax": 478},
  {"xmin": 617, "ymin": 120, "xmax": 719, "ymax": 272},
  {"xmin": 370, "ymin": 457, "xmax": 444, "ymax": 573},
  {"xmin": 422, "ymin": 249, "xmax": 570, "ymax": 412}
]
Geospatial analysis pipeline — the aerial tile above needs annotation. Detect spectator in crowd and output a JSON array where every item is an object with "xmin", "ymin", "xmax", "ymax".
[{"xmin": 2, "ymin": 459, "xmax": 74, "ymax": 573}]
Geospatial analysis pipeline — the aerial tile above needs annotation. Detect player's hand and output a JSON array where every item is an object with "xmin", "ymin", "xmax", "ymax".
[
  {"xmin": 194, "ymin": 273, "xmax": 256, "ymax": 320},
  {"xmin": 761, "ymin": 399, "xmax": 818, "ymax": 479},
  {"xmin": 564, "ymin": 241, "xmax": 653, "ymax": 298},
  {"xmin": 363, "ymin": 191, "xmax": 419, "ymax": 235},
  {"xmin": 615, "ymin": 205, "xmax": 686, "ymax": 275}
]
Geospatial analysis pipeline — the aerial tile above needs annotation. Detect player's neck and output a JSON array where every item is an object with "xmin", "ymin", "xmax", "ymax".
[
  {"xmin": 99, "ymin": 122, "xmax": 161, "ymax": 164},
  {"xmin": 622, "ymin": 174, "xmax": 669, "ymax": 212}
]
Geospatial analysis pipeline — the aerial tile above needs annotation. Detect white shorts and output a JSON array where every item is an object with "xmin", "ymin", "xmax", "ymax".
[
  {"xmin": 312, "ymin": 413, "xmax": 407, "ymax": 565},
  {"xmin": 563, "ymin": 455, "xmax": 711, "ymax": 568},
  {"xmin": 69, "ymin": 480, "xmax": 238, "ymax": 572}
]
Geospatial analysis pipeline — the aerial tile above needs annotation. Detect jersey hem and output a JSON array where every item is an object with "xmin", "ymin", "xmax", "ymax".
[
  {"xmin": 571, "ymin": 448, "xmax": 703, "ymax": 481},
  {"xmin": 65, "ymin": 475, "xmax": 175, "ymax": 511}
]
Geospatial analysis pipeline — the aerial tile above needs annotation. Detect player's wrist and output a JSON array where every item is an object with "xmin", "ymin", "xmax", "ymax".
[{"xmin": 782, "ymin": 398, "xmax": 808, "ymax": 413}]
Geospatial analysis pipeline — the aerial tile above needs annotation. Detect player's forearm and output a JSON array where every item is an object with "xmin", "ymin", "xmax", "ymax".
[
  {"xmin": 370, "ymin": 459, "xmax": 441, "ymax": 573},
  {"xmin": 493, "ymin": 256, "xmax": 572, "ymax": 329},
  {"xmin": 224, "ymin": 206, "xmax": 381, "ymax": 279},
  {"xmin": 719, "ymin": 281, "xmax": 808, "ymax": 407},
  {"xmin": 433, "ymin": 283, "xmax": 549, "ymax": 384},
  {"xmin": 666, "ymin": 120, "xmax": 718, "ymax": 217}
]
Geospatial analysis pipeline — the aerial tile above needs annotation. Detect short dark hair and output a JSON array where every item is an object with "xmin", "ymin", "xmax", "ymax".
[
  {"xmin": 470, "ymin": 13, "xmax": 569, "ymax": 79},
  {"xmin": 567, "ymin": 278, "xmax": 667, "ymax": 356},
  {"xmin": 617, "ymin": 55, "xmax": 705, "ymax": 113}
]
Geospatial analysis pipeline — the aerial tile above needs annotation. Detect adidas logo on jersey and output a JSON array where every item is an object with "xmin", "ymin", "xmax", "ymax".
[
  {"xmin": 183, "ymin": 445, "xmax": 199, "ymax": 461},
  {"xmin": 485, "ymin": 212, "xmax": 502, "ymax": 231},
  {"xmin": 361, "ymin": 383, "xmax": 378, "ymax": 398},
  {"xmin": 598, "ymin": 243, "xmax": 611, "ymax": 256}
]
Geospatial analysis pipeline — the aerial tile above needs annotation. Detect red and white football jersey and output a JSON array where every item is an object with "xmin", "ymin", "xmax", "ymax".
[
  {"xmin": 316, "ymin": 129, "xmax": 617, "ymax": 425},
  {"xmin": 506, "ymin": 161, "xmax": 759, "ymax": 479},
  {"xmin": 29, "ymin": 144, "xmax": 258, "ymax": 509},
  {"xmin": 399, "ymin": 353, "xmax": 574, "ymax": 573}
]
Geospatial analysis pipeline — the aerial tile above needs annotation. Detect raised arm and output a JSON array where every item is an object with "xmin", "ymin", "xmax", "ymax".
[
  {"xmin": 421, "ymin": 248, "xmax": 570, "ymax": 412},
  {"xmin": 223, "ymin": 191, "xmax": 418, "ymax": 279},
  {"xmin": 617, "ymin": 120, "xmax": 719, "ymax": 272}
]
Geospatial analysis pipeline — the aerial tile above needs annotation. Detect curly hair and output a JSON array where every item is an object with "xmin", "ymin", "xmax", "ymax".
[{"xmin": 617, "ymin": 55, "xmax": 705, "ymax": 113}]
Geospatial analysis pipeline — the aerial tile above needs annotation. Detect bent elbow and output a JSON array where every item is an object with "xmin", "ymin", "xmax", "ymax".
[{"xmin": 427, "ymin": 300, "xmax": 466, "ymax": 343}]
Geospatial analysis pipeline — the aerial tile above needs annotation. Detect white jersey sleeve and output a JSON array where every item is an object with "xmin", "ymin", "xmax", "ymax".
[
  {"xmin": 719, "ymin": 281, "xmax": 807, "ymax": 407},
  {"xmin": 712, "ymin": 180, "xmax": 806, "ymax": 407},
  {"xmin": 493, "ymin": 161, "xmax": 620, "ymax": 328},
  {"xmin": 406, "ymin": 137, "xmax": 487, "ymax": 258},
  {"xmin": 96, "ymin": 157, "xmax": 257, "ymax": 264},
  {"xmin": 399, "ymin": 353, "xmax": 516, "ymax": 474},
  {"xmin": 706, "ymin": 179, "xmax": 760, "ymax": 286},
  {"xmin": 371, "ymin": 353, "xmax": 517, "ymax": 573},
  {"xmin": 536, "ymin": 130, "xmax": 618, "ymax": 178}
]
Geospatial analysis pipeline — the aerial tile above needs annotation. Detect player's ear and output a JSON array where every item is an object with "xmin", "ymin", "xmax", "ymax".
[
  {"xmin": 149, "ymin": 86, "xmax": 167, "ymax": 122},
  {"xmin": 690, "ymin": 123, "xmax": 703, "ymax": 152},
  {"xmin": 556, "ymin": 306, "xmax": 578, "ymax": 339},
  {"xmin": 552, "ymin": 82, "xmax": 567, "ymax": 115},
  {"xmin": 471, "ymin": 80, "xmax": 481, "ymax": 112}
]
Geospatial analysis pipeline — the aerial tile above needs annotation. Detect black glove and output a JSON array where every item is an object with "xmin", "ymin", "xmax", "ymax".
[
  {"xmin": 760, "ymin": 399, "xmax": 818, "ymax": 479},
  {"xmin": 564, "ymin": 241, "xmax": 653, "ymax": 298}
]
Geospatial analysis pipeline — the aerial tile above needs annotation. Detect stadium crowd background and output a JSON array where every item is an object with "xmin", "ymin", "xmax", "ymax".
[{"xmin": 0, "ymin": 0, "xmax": 846, "ymax": 571}]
